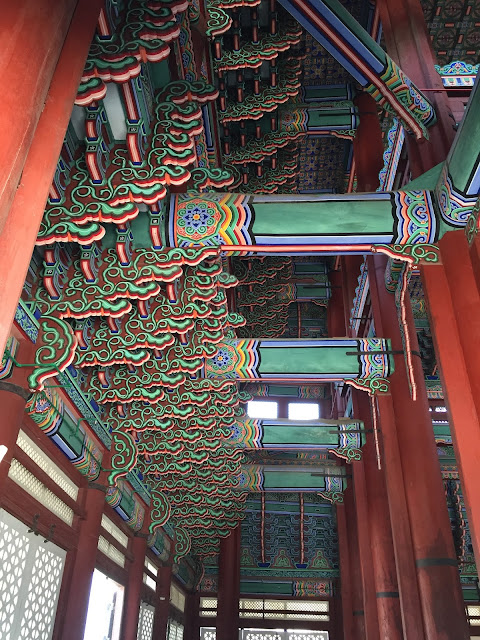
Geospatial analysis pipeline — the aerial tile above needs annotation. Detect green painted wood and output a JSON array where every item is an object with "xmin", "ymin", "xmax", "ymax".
[
  {"xmin": 258, "ymin": 343, "xmax": 360, "ymax": 376},
  {"xmin": 251, "ymin": 197, "xmax": 393, "ymax": 238}
]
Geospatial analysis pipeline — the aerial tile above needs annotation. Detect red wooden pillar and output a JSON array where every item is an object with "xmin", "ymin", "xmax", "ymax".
[
  {"xmin": 351, "ymin": 460, "xmax": 380, "ymax": 640},
  {"xmin": 153, "ymin": 564, "xmax": 173, "ymax": 640},
  {"xmin": 184, "ymin": 591, "xmax": 201, "ymax": 640},
  {"xmin": 336, "ymin": 503, "xmax": 354, "ymax": 640},
  {"xmin": 332, "ymin": 591, "xmax": 344, "ymax": 640},
  {"xmin": 0, "ymin": 0, "xmax": 103, "ymax": 358},
  {"xmin": 344, "ymin": 485, "xmax": 366, "ymax": 639},
  {"xmin": 421, "ymin": 231, "xmax": 480, "ymax": 567},
  {"xmin": 123, "ymin": 511, "xmax": 151, "ymax": 640},
  {"xmin": 327, "ymin": 270, "xmax": 347, "ymax": 337},
  {"xmin": 0, "ymin": 339, "xmax": 35, "ymax": 493},
  {"xmin": 353, "ymin": 392, "xmax": 403, "ymax": 640},
  {"xmin": 468, "ymin": 224, "xmax": 480, "ymax": 296},
  {"xmin": 0, "ymin": 0, "xmax": 77, "ymax": 227},
  {"xmin": 216, "ymin": 525, "xmax": 241, "ymax": 640},
  {"xmin": 368, "ymin": 260, "xmax": 425, "ymax": 640},
  {"xmin": 368, "ymin": 255, "xmax": 469, "ymax": 640},
  {"xmin": 352, "ymin": 93, "xmax": 384, "ymax": 193},
  {"xmin": 58, "ymin": 452, "xmax": 110, "ymax": 640},
  {"xmin": 376, "ymin": 0, "xmax": 455, "ymax": 175}
]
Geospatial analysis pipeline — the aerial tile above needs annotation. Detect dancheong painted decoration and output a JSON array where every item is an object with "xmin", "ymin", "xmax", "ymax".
[{"xmin": 3, "ymin": 0, "xmax": 480, "ymax": 618}]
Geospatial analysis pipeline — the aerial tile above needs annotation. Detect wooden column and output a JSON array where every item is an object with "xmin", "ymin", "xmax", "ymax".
[
  {"xmin": 352, "ymin": 460, "xmax": 380, "ymax": 640},
  {"xmin": 353, "ymin": 392, "xmax": 403, "ymax": 640},
  {"xmin": 184, "ymin": 591, "xmax": 201, "ymax": 640},
  {"xmin": 368, "ymin": 255, "xmax": 469, "ymax": 640},
  {"xmin": 368, "ymin": 258, "xmax": 425, "ymax": 640},
  {"xmin": 352, "ymin": 93, "xmax": 384, "ymax": 192},
  {"xmin": 59, "ymin": 452, "xmax": 111, "ymax": 640},
  {"xmin": 0, "ymin": 0, "xmax": 77, "ymax": 228},
  {"xmin": 376, "ymin": 0, "xmax": 455, "ymax": 175},
  {"xmin": 344, "ymin": 485, "xmax": 366, "ymax": 639},
  {"xmin": 216, "ymin": 525, "xmax": 241, "ymax": 640},
  {"xmin": 122, "ymin": 512, "xmax": 151, "ymax": 640},
  {"xmin": 421, "ymin": 231, "xmax": 480, "ymax": 568},
  {"xmin": 332, "ymin": 591, "xmax": 344, "ymax": 640},
  {"xmin": 153, "ymin": 564, "xmax": 173, "ymax": 640},
  {"xmin": 327, "ymin": 269, "xmax": 347, "ymax": 337},
  {"xmin": 336, "ymin": 503, "xmax": 354, "ymax": 640},
  {"xmin": 0, "ymin": 0, "xmax": 103, "ymax": 358}
]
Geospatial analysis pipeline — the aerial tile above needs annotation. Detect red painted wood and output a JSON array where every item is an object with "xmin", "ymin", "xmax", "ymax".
[
  {"xmin": 184, "ymin": 592, "xmax": 201, "ymax": 640},
  {"xmin": 376, "ymin": 0, "xmax": 455, "ymax": 175},
  {"xmin": 122, "ymin": 513, "xmax": 151, "ymax": 640},
  {"xmin": 1, "ymin": 477, "xmax": 77, "ymax": 550},
  {"xmin": 153, "ymin": 564, "xmax": 173, "ymax": 640},
  {"xmin": 369, "ymin": 254, "xmax": 469, "ymax": 640},
  {"xmin": 337, "ymin": 503, "xmax": 354, "ymax": 640},
  {"xmin": 421, "ymin": 232, "xmax": 480, "ymax": 570},
  {"xmin": 354, "ymin": 392, "xmax": 403, "ymax": 640},
  {"xmin": 344, "ymin": 485, "xmax": 365, "ymax": 639},
  {"xmin": 57, "ymin": 452, "xmax": 111, "ymax": 640},
  {"xmin": 217, "ymin": 525, "xmax": 241, "ymax": 640},
  {"xmin": 327, "ymin": 270, "xmax": 347, "ymax": 337},
  {"xmin": 353, "ymin": 93, "xmax": 384, "ymax": 192},
  {"xmin": 0, "ymin": 0, "xmax": 77, "ymax": 231},
  {"xmin": 0, "ymin": 340, "xmax": 35, "ymax": 494},
  {"xmin": 0, "ymin": 0, "xmax": 103, "ymax": 358},
  {"xmin": 52, "ymin": 546, "xmax": 77, "ymax": 640},
  {"xmin": 13, "ymin": 446, "xmax": 84, "ymax": 516},
  {"xmin": 368, "ymin": 256, "xmax": 425, "ymax": 640},
  {"xmin": 352, "ymin": 460, "xmax": 381, "ymax": 640},
  {"xmin": 468, "ymin": 235, "xmax": 480, "ymax": 296}
]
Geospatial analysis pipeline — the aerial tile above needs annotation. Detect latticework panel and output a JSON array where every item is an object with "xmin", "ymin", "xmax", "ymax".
[
  {"xmin": 168, "ymin": 619, "xmax": 185, "ymax": 640},
  {"xmin": 19, "ymin": 546, "xmax": 65, "ymax": 639},
  {"xmin": 244, "ymin": 632, "xmax": 282, "ymax": 640},
  {"xmin": 137, "ymin": 601, "xmax": 155, "ymax": 640},
  {"xmin": 0, "ymin": 509, "xmax": 66, "ymax": 640},
  {"xmin": 170, "ymin": 583, "xmax": 186, "ymax": 612},
  {"xmin": 287, "ymin": 633, "xmax": 328, "ymax": 640},
  {"xmin": 97, "ymin": 535, "xmax": 125, "ymax": 567},
  {"xmin": 200, "ymin": 628, "xmax": 216, "ymax": 640},
  {"xmin": 8, "ymin": 459, "xmax": 74, "ymax": 525},
  {"xmin": 240, "ymin": 631, "xmax": 328, "ymax": 640},
  {"xmin": 0, "ymin": 516, "xmax": 30, "ymax": 639},
  {"xmin": 101, "ymin": 515, "xmax": 128, "ymax": 548},
  {"xmin": 16, "ymin": 431, "xmax": 78, "ymax": 500}
]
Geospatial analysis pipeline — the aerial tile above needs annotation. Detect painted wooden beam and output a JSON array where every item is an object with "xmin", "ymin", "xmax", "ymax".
[{"xmin": 277, "ymin": 0, "xmax": 435, "ymax": 138}]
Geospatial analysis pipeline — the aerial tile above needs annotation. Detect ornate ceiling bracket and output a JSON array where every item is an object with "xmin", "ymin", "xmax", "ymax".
[
  {"xmin": 77, "ymin": 0, "xmax": 190, "ymax": 106},
  {"xmin": 318, "ymin": 477, "xmax": 344, "ymax": 504},
  {"xmin": 345, "ymin": 377, "xmax": 390, "ymax": 396},
  {"xmin": 372, "ymin": 243, "xmax": 441, "ymax": 268},
  {"xmin": 213, "ymin": 23, "xmax": 302, "ymax": 71},
  {"xmin": 206, "ymin": 0, "xmax": 262, "ymax": 38}
]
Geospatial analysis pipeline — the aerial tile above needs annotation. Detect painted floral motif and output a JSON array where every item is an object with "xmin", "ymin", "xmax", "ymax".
[
  {"xmin": 176, "ymin": 200, "xmax": 221, "ymax": 241},
  {"xmin": 210, "ymin": 347, "xmax": 234, "ymax": 370}
]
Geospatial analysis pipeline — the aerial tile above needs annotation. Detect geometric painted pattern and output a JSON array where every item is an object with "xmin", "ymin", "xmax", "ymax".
[{"xmin": 421, "ymin": 0, "xmax": 480, "ymax": 65}]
